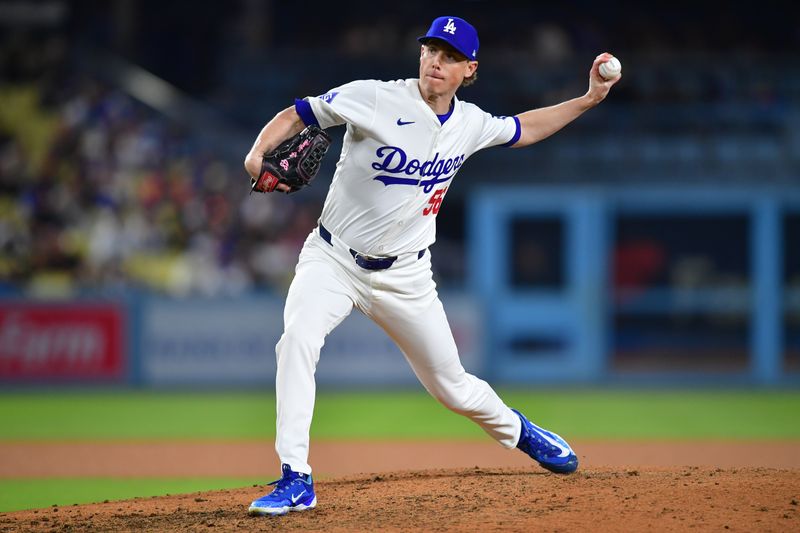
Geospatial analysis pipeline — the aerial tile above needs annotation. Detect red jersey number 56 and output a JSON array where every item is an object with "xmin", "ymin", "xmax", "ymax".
[{"xmin": 423, "ymin": 187, "xmax": 448, "ymax": 216}]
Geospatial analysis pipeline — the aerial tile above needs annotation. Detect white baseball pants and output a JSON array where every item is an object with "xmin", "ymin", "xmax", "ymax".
[{"xmin": 275, "ymin": 226, "xmax": 521, "ymax": 474}]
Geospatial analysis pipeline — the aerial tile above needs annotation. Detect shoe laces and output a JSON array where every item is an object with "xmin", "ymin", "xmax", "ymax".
[
  {"xmin": 266, "ymin": 469, "xmax": 309, "ymax": 497},
  {"xmin": 267, "ymin": 477, "xmax": 295, "ymax": 496}
]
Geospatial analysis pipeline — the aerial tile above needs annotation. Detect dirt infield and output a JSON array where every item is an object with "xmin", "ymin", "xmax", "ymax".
[
  {"xmin": 1, "ymin": 441, "xmax": 799, "ymax": 532},
  {"xmin": 1, "ymin": 467, "xmax": 799, "ymax": 532}
]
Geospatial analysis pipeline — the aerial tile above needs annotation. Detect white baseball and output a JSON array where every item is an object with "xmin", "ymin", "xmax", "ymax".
[{"xmin": 599, "ymin": 57, "xmax": 622, "ymax": 80}]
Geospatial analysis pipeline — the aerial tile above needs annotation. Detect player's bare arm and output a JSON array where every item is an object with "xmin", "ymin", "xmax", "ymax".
[
  {"xmin": 244, "ymin": 106, "xmax": 306, "ymax": 192},
  {"xmin": 512, "ymin": 52, "xmax": 622, "ymax": 148}
]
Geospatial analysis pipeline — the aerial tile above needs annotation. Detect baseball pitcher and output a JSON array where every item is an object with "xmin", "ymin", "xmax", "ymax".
[{"xmin": 245, "ymin": 16, "xmax": 621, "ymax": 516}]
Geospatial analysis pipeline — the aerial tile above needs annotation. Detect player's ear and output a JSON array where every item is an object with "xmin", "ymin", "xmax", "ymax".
[{"xmin": 466, "ymin": 61, "xmax": 478, "ymax": 77}]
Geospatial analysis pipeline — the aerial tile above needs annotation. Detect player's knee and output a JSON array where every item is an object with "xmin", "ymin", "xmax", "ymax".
[
  {"xmin": 429, "ymin": 374, "xmax": 487, "ymax": 415},
  {"xmin": 277, "ymin": 328, "xmax": 324, "ymax": 356},
  {"xmin": 431, "ymin": 383, "xmax": 473, "ymax": 414}
]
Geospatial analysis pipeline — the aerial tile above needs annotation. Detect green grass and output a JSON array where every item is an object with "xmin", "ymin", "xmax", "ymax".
[
  {"xmin": 0, "ymin": 390, "xmax": 798, "ymax": 440},
  {"xmin": 0, "ymin": 477, "xmax": 264, "ymax": 513}
]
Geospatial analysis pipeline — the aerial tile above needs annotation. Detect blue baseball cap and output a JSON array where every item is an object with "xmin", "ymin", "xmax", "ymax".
[{"xmin": 417, "ymin": 16, "xmax": 479, "ymax": 61}]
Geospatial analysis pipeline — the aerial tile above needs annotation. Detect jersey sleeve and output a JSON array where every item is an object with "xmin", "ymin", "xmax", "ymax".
[
  {"xmin": 295, "ymin": 80, "xmax": 378, "ymax": 130},
  {"xmin": 471, "ymin": 112, "xmax": 521, "ymax": 151}
]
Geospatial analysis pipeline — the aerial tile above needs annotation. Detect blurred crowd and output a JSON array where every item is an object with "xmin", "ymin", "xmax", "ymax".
[
  {"xmin": 0, "ymin": 31, "xmax": 324, "ymax": 297},
  {"xmin": 1, "ymin": 2, "xmax": 797, "ymax": 298}
]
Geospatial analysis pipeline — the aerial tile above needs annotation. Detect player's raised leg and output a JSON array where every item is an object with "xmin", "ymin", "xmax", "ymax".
[
  {"xmin": 366, "ymin": 264, "xmax": 518, "ymax": 447},
  {"xmin": 368, "ymin": 264, "xmax": 577, "ymax": 473}
]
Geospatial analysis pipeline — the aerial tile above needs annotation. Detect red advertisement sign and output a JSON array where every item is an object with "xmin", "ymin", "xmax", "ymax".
[{"xmin": 0, "ymin": 303, "xmax": 125, "ymax": 380}]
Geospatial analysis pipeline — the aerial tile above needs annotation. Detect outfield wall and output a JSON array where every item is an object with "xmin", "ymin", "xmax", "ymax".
[{"xmin": 0, "ymin": 293, "xmax": 482, "ymax": 387}]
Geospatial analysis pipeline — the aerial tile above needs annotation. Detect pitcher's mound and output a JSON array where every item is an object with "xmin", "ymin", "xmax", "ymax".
[{"xmin": 1, "ymin": 467, "xmax": 798, "ymax": 532}]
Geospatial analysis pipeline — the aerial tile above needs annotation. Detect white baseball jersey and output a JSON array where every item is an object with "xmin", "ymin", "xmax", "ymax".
[
  {"xmin": 275, "ymin": 79, "xmax": 538, "ymax": 477},
  {"xmin": 295, "ymin": 78, "xmax": 520, "ymax": 256}
]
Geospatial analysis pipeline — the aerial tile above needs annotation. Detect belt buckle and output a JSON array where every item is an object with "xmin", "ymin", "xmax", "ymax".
[
  {"xmin": 351, "ymin": 250, "xmax": 394, "ymax": 271},
  {"xmin": 355, "ymin": 252, "xmax": 379, "ymax": 262}
]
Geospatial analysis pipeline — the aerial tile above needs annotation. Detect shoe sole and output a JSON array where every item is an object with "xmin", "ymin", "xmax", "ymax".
[
  {"xmin": 248, "ymin": 497, "xmax": 317, "ymax": 516},
  {"xmin": 539, "ymin": 455, "xmax": 579, "ymax": 474}
]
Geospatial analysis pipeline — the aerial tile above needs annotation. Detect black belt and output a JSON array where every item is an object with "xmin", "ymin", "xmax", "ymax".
[{"xmin": 319, "ymin": 223, "xmax": 424, "ymax": 271}]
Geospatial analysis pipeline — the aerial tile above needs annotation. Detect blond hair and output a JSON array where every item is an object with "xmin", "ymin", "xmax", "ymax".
[{"xmin": 461, "ymin": 70, "xmax": 478, "ymax": 87}]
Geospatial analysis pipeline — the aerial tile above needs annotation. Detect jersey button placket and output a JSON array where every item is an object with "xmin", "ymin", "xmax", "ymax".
[{"xmin": 413, "ymin": 124, "xmax": 439, "ymax": 204}]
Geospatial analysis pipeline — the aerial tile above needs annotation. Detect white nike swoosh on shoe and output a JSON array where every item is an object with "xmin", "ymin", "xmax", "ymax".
[
  {"xmin": 291, "ymin": 490, "xmax": 306, "ymax": 504},
  {"xmin": 537, "ymin": 430, "xmax": 572, "ymax": 458}
]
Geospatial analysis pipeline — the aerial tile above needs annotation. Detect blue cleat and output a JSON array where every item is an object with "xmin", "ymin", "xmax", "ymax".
[
  {"xmin": 512, "ymin": 408, "xmax": 578, "ymax": 474},
  {"xmin": 248, "ymin": 463, "xmax": 317, "ymax": 516}
]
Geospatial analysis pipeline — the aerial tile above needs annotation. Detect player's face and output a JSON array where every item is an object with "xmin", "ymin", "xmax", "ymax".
[{"xmin": 419, "ymin": 42, "xmax": 477, "ymax": 96}]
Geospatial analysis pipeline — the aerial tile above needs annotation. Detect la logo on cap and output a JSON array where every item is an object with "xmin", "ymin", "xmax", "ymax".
[{"xmin": 418, "ymin": 16, "xmax": 479, "ymax": 60}]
